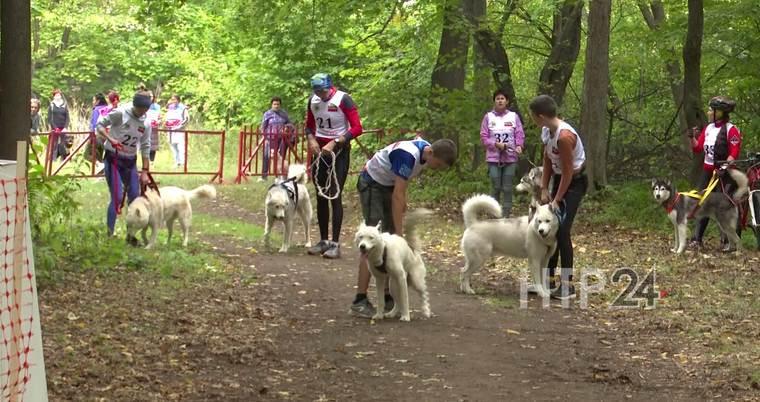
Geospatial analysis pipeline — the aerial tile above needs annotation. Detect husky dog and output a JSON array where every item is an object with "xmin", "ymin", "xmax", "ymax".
[
  {"xmin": 126, "ymin": 188, "xmax": 163, "ymax": 249},
  {"xmin": 354, "ymin": 209, "xmax": 432, "ymax": 322},
  {"xmin": 651, "ymin": 169, "xmax": 748, "ymax": 254},
  {"xmin": 163, "ymin": 184, "xmax": 217, "ymax": 246},
  {"xmin": 264, "ymin": 164, "xmax": 312, "ymax": 253},
  {"xmin": 515, "ymin": 166, "xmax": 544, "ymax": 204},
  {"xmin": 459, "ymin": 194, "xmax": 559, "ymax": 297}
]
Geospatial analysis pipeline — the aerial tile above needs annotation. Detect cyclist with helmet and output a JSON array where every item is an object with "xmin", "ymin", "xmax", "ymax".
[
  {"xmin": 305, "ymin": 73, "xmax": 363, "ymax": 259},
  {"xmin": 688, "ymin": 96, "xmax": 742, "ymax": 250}
]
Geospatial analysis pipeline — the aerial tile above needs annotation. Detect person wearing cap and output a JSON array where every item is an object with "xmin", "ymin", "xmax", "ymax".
[
  {"xmin": 305, "ymin": 73, "xmax": 363, "ymax": 259},
  {"xmin": 96, "ymin": 90, "xmax": 153, "ymax": 238},
  {"xmin": 688, "ymin": 96, "xmax": 743, "ymax": 251}
]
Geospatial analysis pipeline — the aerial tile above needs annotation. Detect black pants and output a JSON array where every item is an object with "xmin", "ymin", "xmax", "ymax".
[
  {"xmin": 547, "ymin": 173, "xmax": 587, "ymax": 280},
  {"xmin": 311, "ymin": 146, "xmax": 350, "ymax": 242}
]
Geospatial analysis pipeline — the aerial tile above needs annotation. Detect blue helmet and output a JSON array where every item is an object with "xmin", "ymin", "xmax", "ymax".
[{"xmin": 310, "ymin": 73, "xmax": 332, "ymax": 91}]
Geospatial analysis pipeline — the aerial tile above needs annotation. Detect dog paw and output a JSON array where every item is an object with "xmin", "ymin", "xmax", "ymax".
[
  {"xmin": 278, "ymin": 247, "xmax": 289, "ymax": 253},
  {"xmin": 399, "ymin": 315, "xmax": 411, "ymax": 322},
  {"xmin": 461, "ymin": 286, "xmax": 476, "ymax": 295},
  {"xmin": 422, "ymin": 309, "xmax": 432, "ymax": 318},
  {"xmin": 371, "ymin": 313, "xmax": 384, "ymax": 321},
  {"xmin": 670, "ymin": 248, "xmax": 678, "ymax": 253},
  {"xmin": 304, "ymin": 242, "xmax": 312, "ymax": 248}
]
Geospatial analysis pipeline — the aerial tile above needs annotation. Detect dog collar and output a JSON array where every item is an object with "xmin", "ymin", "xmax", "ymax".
[
  {"xmin": 374, "ymin": 247, "xmax": 388, "ymax": 274},
  {"xmin": 664, "ymin": 193, "xmax": 680, "ymax": 214}
]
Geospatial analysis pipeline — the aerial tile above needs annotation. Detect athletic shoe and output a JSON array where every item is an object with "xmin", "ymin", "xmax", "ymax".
[
  {"xmin": 350, "ymin": 298, "xmax": 376, "ymax": 319},
  {"xmin": 307, "ymin": 240, "xmax": 330, "ymax": 255},
  {"xmin": 550, "ymin": 282, "xmax": 576, "ymax": 300},
  {"xmin": 323, "ymin": 242, "xmax": 341, "ymax": 259},
  {"xmin": 527, "ymin": 278, "xmax": 556, "ymax": 294}
]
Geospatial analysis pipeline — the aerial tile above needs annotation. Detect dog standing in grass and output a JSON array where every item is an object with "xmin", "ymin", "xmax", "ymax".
[
  {"xmin": 126, "ymin": 184, "xmax": 216, "ymax": 248},
  {"xmin": 264, "ymin": 164, "xmax": 312, "ymax": 252}
]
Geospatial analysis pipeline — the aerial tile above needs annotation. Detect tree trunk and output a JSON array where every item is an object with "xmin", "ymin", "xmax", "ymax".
[
  {"xmin": 468, "ymin": 0, "xmax": 489, "ymax": 170},
  {"xmin": 428, "ymin": 0, "xmax": 470, "ymax": 145},
  {"xmin": 579, "ymin": 0, "xmax": 611, "ymax": 191},
  {"xmin": 537, "ymin": 0, "xmax": 583, "ymax": 107},
  {"xmin": 0, "ymin": 1, "xmax": 32, "ymax": 161},
  {"xmin": 638, "ymin": 1, "xmax": 691, "ymax": 164},
  {"xmin": 682, "ymin": 0, "xmax": 706, "ymax": 185}
]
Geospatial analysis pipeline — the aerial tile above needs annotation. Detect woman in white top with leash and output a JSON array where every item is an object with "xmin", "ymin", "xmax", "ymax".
[
  {"xmin": 96, "ymin": 90, "xmax": 153, "ymax": 238},
  {"xmin": 529, "ymin": 94, "xmax": 587, "ymax": 300}
]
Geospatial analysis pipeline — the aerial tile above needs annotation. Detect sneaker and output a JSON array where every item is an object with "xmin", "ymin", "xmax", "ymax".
[
  {"xmin": 307, "ymin": 240, "xmax": 331, "ymax": 255},
  {"xmin": 550, "ymin": 281, "xmax": 576, "ymax": 300},
  {"xmin": 350, "ymin": 298, "xmax": 376, "ymax": 319},
  {"xmin": 527, "ymin": 278, "xmax": 556, "ymax": 294},
  {"xmin": 384, "ymin": 295, "xmax": 395, "ymax": 313},
  {"xmin": 322, "ymin": 242, "xmax": 341, "ymax": 259}
]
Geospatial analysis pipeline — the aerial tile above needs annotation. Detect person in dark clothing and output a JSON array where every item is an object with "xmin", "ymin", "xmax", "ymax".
[{"xmin": 47, "ymin": 89, "xmax": 70, "ymax": 161}]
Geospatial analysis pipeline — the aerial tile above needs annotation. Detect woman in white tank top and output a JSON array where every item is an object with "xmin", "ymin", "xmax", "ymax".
[{"xmin": 528, "ymin": 95, "xmax": 587, "ymax": 300}]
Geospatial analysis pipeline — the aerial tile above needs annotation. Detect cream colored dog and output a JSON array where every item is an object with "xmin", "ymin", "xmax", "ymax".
[
  {"xmin": 459, "ymin": 194, "xmax": 559, "ymax": 297},
  {"xmin": 126, "ymin": 184, "xmax": 216, "ymax": 248},
  {"xmin": 264, "ymin": 164, "xmax": 312, "ymax": 252},
  {"xmin": 354, "ymin": 209, "xmax": 432, "ymax": 322},
  {"xmin": 126, "ymin": 188, "xmax": 163, "ymax": 249}
]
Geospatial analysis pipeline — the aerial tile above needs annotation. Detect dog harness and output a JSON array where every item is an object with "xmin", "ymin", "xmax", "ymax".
[
  {"xmin": 373, "ymin": 247, "xmax": 388, "ymax": 274},
  {"xmin": 663, "ymin": 193, "xmax": 681, "ymax": 214},
  {"xmin": 268, "ymin": 176, "xmax": 299, "ymax": 206}
]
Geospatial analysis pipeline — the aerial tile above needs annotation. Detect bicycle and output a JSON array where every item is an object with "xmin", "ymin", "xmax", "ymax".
[{"xmin": 719, "ymin": 152, "xmax": 760, "ymax": 250}]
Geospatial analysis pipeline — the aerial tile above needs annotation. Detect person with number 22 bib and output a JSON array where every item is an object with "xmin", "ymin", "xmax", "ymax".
[
  {"xmin": 96, "ymin": 90, "xmax": 153, "ymax": 238},
  {"xmin": 305, "ymin": 73, "xmax": 364, "ymax": 259}
]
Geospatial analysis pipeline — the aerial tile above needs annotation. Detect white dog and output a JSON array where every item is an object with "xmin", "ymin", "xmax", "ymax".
[
  {"xmin": 459, "ymin": 194, "xmax": 559, "ymax": 298},
  {"xmin": 354, "ymin": 210, "xmax": 432, "ymax": 322},
  {"xmin": 125, "ymin": 184, "xmax": 216, "ymax": 248},
  {"xmin": 264, "ymin": 164, "xmax": 312, "ymax": 252},
  {"xmin": 161, "ymin": 184, "xmax": 217, "ymax": 247},
  {"xmin": 126, "ymin": 188, "xmax": 163, "ymax": 249}
]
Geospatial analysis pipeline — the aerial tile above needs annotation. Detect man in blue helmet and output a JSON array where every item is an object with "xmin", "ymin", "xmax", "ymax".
[{"xmin": 305, "ymin": 73, "xmax": 364, "ymax": 259}]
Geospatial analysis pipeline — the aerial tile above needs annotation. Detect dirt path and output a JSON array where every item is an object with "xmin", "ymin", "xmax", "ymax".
[{"xmin": 196, "ymin": 195, "xmax": 706, "ymax": 401}]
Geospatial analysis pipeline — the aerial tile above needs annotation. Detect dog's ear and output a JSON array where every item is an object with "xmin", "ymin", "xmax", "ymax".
[
  {"xmin": 666, "ymin": 180, "xmax": 671, "ymax": 187},
  {"xmin": 651, "ymin": 178, "xmax": 657, "ymax": 188},
  {"xmin": 375, "ymin": 221, "xmax": 382, "ymax": 231}
]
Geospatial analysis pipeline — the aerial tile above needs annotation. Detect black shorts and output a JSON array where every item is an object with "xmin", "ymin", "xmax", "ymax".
[{"xmin": 357, "ymin": 173, "xmax": 395, "ymax": 234}]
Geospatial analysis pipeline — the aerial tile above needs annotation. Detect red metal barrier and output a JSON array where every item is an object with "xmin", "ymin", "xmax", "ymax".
[
  {"xmin": 234, "ymin": 124, "xmax": 386, "ymax": 184},
  {"xmin": 30, "ymin": 129, "xmax": 225, "ymax": 183}
]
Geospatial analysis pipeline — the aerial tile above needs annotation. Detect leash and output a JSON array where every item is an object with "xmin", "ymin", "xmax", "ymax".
[
  {"xmin": 108, "ymin": 148, "xmax": 128, "ymax": 215},
  {"xmin": 311, "ymin": 148, "xmax": 342, "ymax": 200},
  {"xmin": 141, "ymin": 171, "xmax": 160, "ymax": 197}
]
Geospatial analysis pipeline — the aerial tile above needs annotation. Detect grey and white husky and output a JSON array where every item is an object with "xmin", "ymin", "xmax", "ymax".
[
  {"xmin": 459, "ymin": 194, "xmax": 559, "ymax": 297},
  {"xmin": 651, "ymin": 169, "xmax": 748, "ymax": 254}
]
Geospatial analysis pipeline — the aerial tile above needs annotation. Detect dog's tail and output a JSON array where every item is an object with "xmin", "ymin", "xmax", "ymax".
[
  {"xmin": 462, "ymin": 194, "xmax": 502, "ymax": 228},
  {"xmin": 404, "ymin": 208, "xmax": 432, "ymax": 252},
  {"xmin": 287, "ymin": 164, "xmax": 308, "ymax": 185},
  {"xmin": 187, "ymin": 184, "xmax": 217, "ymax": 201},
  {"xmin": 726, "ymin": 168, "xmax": 749, "ymax": 202}
]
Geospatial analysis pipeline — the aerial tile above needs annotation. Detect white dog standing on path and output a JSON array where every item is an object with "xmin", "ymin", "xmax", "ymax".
[
  {"xmin": 354, "ymin": 209, "xmax": 432, "ymax": 322},
  {"xmin": 161, "ymin": 184, "xmax": 217, "ymax": 247},
  {"xmin": 459, "ymin": 194, "xmax": 559, "ymax": 297},
  {"xmin": 264, "ymin": 164, "xmax": 312, "ymax": 253}
]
